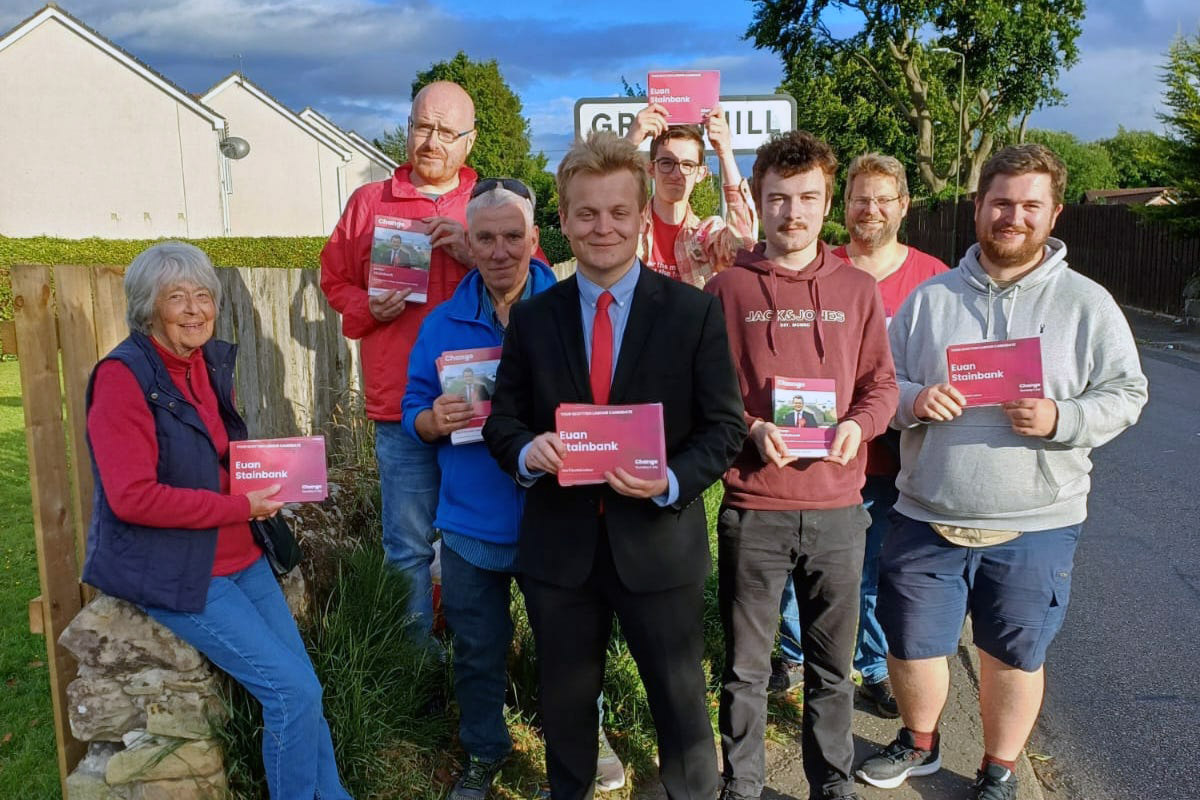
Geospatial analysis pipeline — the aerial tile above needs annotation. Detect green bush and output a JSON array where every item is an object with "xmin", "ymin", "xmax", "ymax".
[
  {"xmin": 539, "ymin": 227, "xmax": 573, "ymax": 266},
  {"xmin": 820, "ymin": 220, "xmax": 849, "ymax": 246}
]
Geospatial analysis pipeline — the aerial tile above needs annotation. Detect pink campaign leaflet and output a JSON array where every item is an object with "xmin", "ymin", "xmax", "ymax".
[
  {"xmin": 772, "ymin": 377, "xmax": 837, "ymax": 458},
  {"xmin": 436, "ymin": 346, "xmax": 502, "ymax": 445},
  {"xmin": 555, "ymin": 403, "xmax": 667, "ymax": 487},
  {"xmin": 230, "ymin": 436, "xmax": 328, "ymax": 502},
  {"xmin": 946, "ymin": 337, "xmax": 1044, "ymax": 407},
  {"xmin": 646, "ymin": 70, "xmax": 721, "ymax": 124},
  {"xmin": 368, "ymin": 216, "xmax": 433, "ymax": 303}
]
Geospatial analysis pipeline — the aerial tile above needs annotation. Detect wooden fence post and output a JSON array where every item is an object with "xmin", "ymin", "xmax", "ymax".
[
  {"xmin": 11, "ymin": 264, "xmax": 86, "ymax": 795},
  {"xmin": 54, "ymin": 266, "xmax": 102, "ymax": 572}
]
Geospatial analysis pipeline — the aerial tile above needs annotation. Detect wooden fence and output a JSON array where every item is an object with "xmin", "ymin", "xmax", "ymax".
[
  {"xmin": 7, "ymin": 264, "xmax": 359, "ymax": 794},
  {"xmin": 905, "ymin": 201, "xmax": 1200, "ymax": 316}
]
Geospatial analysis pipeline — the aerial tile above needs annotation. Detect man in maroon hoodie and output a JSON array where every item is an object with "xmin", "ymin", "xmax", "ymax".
[{"xmin": 705, "ymin": 131, "xmax": 898, "ymax": 800}]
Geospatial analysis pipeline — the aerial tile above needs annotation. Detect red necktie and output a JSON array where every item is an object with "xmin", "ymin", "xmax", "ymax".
[{"xmin": 590, "ymin": 291, "xmax": 614, "ymax": 405}]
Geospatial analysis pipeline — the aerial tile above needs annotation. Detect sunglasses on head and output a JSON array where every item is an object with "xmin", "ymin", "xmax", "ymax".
[{"xmin": 471, "ymin": 177, "xmax": 534, "ymax": 201}]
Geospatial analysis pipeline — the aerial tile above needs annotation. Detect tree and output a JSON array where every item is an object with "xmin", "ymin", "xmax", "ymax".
[
  {"xmin": 747, "ymin": 0, "xmax": 1084, "ymax": 195},
  {"xmin": 1098, "ymin": 127, "xmax": 1172, "ymax": 189},
  {"xmin": 1022, "ymin": 130, "xmax": 1118, "ymax": 202},
  {"xmin": 372, "ymin": 126, "xmax": 406, "ymax": 165},
  {"xmin": 1141, "ymin": 32, "xmax": 1200, "ymax": 234},
  {"xmin": 777, "ymin": 44, "xmax": 918, "ymax": 199},
  {"xmin": 413, "ymin": 52, "xmax": 559, "ymax": 229}
]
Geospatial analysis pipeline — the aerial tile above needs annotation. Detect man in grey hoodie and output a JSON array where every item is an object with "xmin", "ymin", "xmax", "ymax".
[{"xmin": 855, "ymin": 144, "xmax": 1148, "ymax": 800}]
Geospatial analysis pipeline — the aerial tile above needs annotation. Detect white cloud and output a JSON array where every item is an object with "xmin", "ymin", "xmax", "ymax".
[{"xmin": 1029, "ymin": 45, "xmax": 1168, "ymax": 140}]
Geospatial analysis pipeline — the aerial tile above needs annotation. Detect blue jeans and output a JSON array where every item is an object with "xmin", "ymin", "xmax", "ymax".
[
  {"xmin": 145, "ymin": 557, "xmax": 349, "ymax": 800},
  {"xmin": 775, "ymin": 476, "xmax": 896, "ymax": 683},
  {"xmin": 778, "ymin": 577, "xmax": 804, "ymax": 665},
  {"xmin": 375, "ymin": 421, "xmax": 440, "ymax": 636},
  {"xmin": 439, "ymin": 541, "xmax": 517, "ymax": 762},
  {"xmin": 855, "ymin": 476, "xmax": 897, "ymax": 685}
]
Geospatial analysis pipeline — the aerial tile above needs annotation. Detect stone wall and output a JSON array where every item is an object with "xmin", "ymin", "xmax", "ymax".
[{"xmin": 59, "ymin": 594, "xmax": 228, "ymax": 800}]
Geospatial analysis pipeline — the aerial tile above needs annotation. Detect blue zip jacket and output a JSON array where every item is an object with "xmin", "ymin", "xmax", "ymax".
[
  {"xmin": 402, "ymin": 261, "xmax": 557, "ymax": 544},
  {"xmin": 82, "ymin": 331, "xmax": 248, "ymax": 613}
]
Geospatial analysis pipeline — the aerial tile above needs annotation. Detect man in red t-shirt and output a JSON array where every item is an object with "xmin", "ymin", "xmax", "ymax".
[
  {"xmin": 834, "ymin": 153, "xmax": 948, "ymax": 716},
  {"xmin": 624, "ymin": 103, "xmax": 757, "ymax": 287},
  {"xmin": 320, "ymin": 80, "xmax": 478, "ymax": 641}
]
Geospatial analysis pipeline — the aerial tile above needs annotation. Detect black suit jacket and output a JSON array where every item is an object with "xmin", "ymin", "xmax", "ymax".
[
  {"xmin": 484, "ymin": 265, "xmax": 746, "ymax": 592},
  {"xmin": 782, "ymin": 409, "xmax": 820, "ymax": 428}
]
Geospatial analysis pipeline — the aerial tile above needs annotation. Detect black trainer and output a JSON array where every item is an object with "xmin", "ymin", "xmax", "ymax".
[
  {"xmin": 767, "ymin": 658, "xmax": 804, "ymax": 695},
  {"xmin": 856, "ymin": 677, "xmax": 900, "ymax": 718},
  {"xmin": 854, "ymin": 728, "xmax": 942, "ymax": 789},
  {"xmin": 971, "ymin": 762, "xmax": 1018, "ymax": 800},
  {"xmin": 718, "ymin": 783, "xmax": 758, "ymax": 800},
  {"xmin": 449, "ymin": 754, "xmax": 505, "ymax": 800}
]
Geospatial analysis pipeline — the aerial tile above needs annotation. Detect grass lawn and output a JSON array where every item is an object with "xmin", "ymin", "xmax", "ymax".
[{"xmin": 0, "ymin": 360, "xmax": 59, "ymax": 798}]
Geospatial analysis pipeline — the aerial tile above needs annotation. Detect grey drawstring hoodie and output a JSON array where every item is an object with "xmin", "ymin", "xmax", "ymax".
[{"xmin": 888, "ymin": 237, "xmax": 1148, "ymax": 530}]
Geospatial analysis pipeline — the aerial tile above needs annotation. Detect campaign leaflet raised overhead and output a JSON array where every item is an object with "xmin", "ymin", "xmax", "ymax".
[
  {"xmin": 555, "ymin": 403, "xmax": 667, "ymax": 487},
  {"xmin": 772, "ymin": 377, "xmax": 837, "ymax": 458},
  {"xmin": 946, "ymin": 337, "xmax": 1044, "ymax": 407},
  {"xmin": 436, "ymin": 346, "xmax": 502, "ymax": 445},
  {"xmin": 230, "ymin": 436, "xmax": 328, "ymax": 502},
  {"xmin": 368, "ymin": 216, "xmax": 433, "ymax": 303},
  {"xmin": 646, "ymin": 70, "xmax": 720, "ymax": 125}
]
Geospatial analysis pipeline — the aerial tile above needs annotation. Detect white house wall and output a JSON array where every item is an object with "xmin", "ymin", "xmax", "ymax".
[
  {"xmin": 0, "ymin": 19, "xmax": 225, "ymax": 238},
  {"xmin": 205, "ymin": 83, "xmax": 345, "ymax": 237}
]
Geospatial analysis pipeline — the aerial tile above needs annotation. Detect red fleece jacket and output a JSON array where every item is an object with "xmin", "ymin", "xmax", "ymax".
[
  {"xmin": 320, "ymin": 164, "xmax": 476, "ymax": 421},
  {"xmin": 88, "ymin": 339, "xmax": 259, "ymax": 576},
  {"xmin": 704, "ymin": 242, "xmax": 898, "ymax": 510}
]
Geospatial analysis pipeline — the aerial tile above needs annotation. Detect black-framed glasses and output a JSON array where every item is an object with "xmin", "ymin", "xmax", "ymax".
[
  {"xmin": 653, "ymin": 157, "xmax": 702, "ymax": 176},
  {"xmin": 471, "ymin": 177, "xmax": 534, "ymax": 202},
  {"xmin": 849, "ymin": 195, "xmax": 901, "ymax": 210},
  {"xmin": 408, "ymin": 120, "xmax": 475, "ymax": 144}
]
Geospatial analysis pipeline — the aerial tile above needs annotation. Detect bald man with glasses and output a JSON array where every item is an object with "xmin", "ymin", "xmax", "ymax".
[
  {"xmin": 623, "ymin": 102, "xmax": 757, "ymax": 287},
  {"xmin": 321, "ymin": 80, "xmax": 479, "ymax": 644}
]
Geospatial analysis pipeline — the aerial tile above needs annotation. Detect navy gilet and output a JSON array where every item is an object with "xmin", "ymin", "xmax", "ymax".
[{"xmin": 82, "ymin": 331, "xmax": 247, "ymax": 612}]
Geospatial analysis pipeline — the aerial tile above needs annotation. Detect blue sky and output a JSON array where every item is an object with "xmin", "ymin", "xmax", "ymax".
[{"xmin": 3, "ymin": 0, "xmax": 1197, "ymax": 165}]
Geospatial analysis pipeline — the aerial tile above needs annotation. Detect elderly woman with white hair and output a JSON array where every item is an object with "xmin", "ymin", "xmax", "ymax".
[{"xmin": 82, "ymin": 241, "xmax": 351, "ymax": 800}]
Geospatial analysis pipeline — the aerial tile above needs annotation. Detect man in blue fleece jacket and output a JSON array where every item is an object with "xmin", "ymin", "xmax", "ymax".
[
  {"xmin": 402, "ymin": 178, "xmax": 557, "ymax": 800},
  {"xmin": 856, "ymin": 144, "xmax": 1148, "ymax": 800}
]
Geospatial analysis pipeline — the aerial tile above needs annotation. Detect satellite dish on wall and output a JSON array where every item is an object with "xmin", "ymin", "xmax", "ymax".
[{"xmin": 220, "ymin": 136, "xmax": 251, "ymax": 159}]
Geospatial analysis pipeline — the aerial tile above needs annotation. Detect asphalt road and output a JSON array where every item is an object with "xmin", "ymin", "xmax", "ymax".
[{"xmin": 1031, "ymin": 344, "xmax": 1200, "ymax": 800}]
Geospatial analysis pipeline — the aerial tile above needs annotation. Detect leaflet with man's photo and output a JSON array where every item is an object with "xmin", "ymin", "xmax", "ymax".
[
  {"xmin": 436, "ymin": 346, "xmax": 502, "ymax": 445},
  {"xmin": 946, "ymin": 337, "xmax": 1044, "ymax": 407},
  {"xmin": 772, "ymin": 377, "xmax": 837, "ymax": 458},
  {"xmin": 646, "ymin": 70, "xmax": 721, "ymax": 125},
  {"xmin": 555, "ymin": 403, "xmax": 667, "ymax": 487},
  {"xmin": 368, "ymin": 216, "xmax": 433, "ymax": 303},
  {"xmin": 229, "ymin": 436, "xmax": 328, "ymax": 502}
]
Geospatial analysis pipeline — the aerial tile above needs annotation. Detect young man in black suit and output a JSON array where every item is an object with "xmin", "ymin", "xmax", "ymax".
[{"xmin": 484, "ymin": 131, "xmax": 746, "ymax": 800}]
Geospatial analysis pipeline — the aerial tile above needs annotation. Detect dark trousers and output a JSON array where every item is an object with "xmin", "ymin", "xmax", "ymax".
[
  {"xmin": 521, "ymin": 528, "xmax": 718, "ymax": 800},
  {"xmin": 717, "ymin": 505, "xmax": 869, "ymax": 799}
]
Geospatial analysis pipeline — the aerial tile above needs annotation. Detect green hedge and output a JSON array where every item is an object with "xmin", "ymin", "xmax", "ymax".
[
  {"xmin": 0, "ymin": 235, "xmax": 326, "ymax": 270},
  {"xmin": 0, "ymin": 232, "xmax": 581, "ymax": 322},
  {"xmin": 0, "ymin": 235, "xmax": 328, "ymax": 322}
]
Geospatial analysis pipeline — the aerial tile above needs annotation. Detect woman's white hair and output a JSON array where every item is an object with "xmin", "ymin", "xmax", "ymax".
[{"xmin": 124, "ymin": 241, "xmax": 221, "ymax": 334}]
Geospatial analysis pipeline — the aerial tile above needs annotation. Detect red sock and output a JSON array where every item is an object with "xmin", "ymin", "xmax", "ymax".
[
  {"xmin": 906, "ymin": 728, "xmax": 938, "ymax": 751},
  {"xmin": 982, "ymin": 754, "xmax": 1017, "ymax": 772}
]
